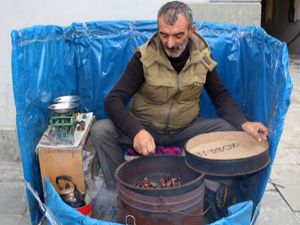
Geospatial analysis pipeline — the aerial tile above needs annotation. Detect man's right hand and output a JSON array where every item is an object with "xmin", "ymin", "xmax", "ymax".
[{"xmin": 133, "ymin": 129, "xmax": 156, "ymax": 156}]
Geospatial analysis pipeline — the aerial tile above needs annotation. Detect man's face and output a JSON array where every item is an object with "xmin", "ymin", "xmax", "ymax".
[{"xmin": 158, "ymin": 14, "xmax": 195, "ymax": 58}]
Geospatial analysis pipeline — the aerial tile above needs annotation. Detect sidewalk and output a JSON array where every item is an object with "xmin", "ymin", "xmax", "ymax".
[
  {"xmin": 0, "ymin": 161, "xmax": 29, "ymax": 224},
  {"xmin": 0, "ymin": 57, "xmax": 299, "ymax": 225},
  {"xmin": 256, "ymin": 56, "xmax": 300, "ymax": 224}
]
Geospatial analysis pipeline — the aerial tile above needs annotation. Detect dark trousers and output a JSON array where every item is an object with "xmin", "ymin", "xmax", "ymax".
[{"xmin": 90, "ymin": 118, "xmax": 236, "ymax": 189}]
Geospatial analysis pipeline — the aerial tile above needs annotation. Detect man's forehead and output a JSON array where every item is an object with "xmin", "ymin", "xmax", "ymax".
[{"xmin": 158, "ymin": 14, "xmax": 189, "ymax": 34}]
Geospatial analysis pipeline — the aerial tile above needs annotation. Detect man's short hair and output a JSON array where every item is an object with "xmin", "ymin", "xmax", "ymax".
[{"xmin": 157, "ymin": 1, "xmax": 193, "ymax": 29}]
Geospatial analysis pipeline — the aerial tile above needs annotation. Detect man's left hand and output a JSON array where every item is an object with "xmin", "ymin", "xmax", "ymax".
[{"xmin": 241, "ymin": 121, "xmax": 269, "ymax": 142}]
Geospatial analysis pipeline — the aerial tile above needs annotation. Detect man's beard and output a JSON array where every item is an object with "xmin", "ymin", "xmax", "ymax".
[{"xmin": 163, "ymin": 39, "xmax": 189, "ymax": 58}]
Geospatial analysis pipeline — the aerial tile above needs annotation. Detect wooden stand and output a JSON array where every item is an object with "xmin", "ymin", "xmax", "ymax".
[{"xmin": 37, "ymin": 114, "xmax": 95, "ymax": 194}]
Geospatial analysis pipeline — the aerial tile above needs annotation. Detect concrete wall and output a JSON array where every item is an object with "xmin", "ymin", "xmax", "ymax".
[
  {"xmin": 0, "ymin": 0, "xmax": 261, "ymax": 159},
  {"xmin": 190, "ymin": 2, "xmax": 261, "ymax": 26}
]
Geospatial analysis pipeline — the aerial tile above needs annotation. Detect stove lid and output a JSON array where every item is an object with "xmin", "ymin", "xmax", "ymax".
[{"xmin": 184, "ymin": 131, "xmax": 270, "ymax": 177}]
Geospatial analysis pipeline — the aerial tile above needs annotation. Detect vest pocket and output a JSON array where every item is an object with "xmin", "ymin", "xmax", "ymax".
[
  {"xmin": 178, "ymin": 81, "xmax": 204, "ymax": 103},
  {"xmin": 141, "ymin": 83, "xmax": 176, "ymax": 104}
]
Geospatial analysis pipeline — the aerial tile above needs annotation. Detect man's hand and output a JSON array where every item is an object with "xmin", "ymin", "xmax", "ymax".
[
  {"xmin": 133, "ymin": 129, "xmax": 156, "ymax": 156},
  {"xmin": 241, "ymin": 121, "xmax": 269, "ymax": 142}
]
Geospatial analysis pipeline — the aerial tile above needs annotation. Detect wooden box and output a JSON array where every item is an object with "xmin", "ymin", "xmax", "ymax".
[
  {"xmin": 38, "ymin": 145, "xmax": 86, "ymax": 193},
  {"xmin": 37, "ymin": 114, "xmax": 95, "ymax": 194}
]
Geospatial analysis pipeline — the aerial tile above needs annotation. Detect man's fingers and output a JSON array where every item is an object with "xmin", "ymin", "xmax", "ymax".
[
  {"xmin": 136, "ymin": 143, "xmax": 149, "ymax": 155},
  {"xmin": 241, "ymin": 121, "xmax": 269, "ymax": 142},
  {"xmin": 254, "ymin": 127, "xmax": 268, "ymax": 142},
  {"xmin": 140, "ymin": 141, "xmax": 155, "ymax": 155},
  {"xmin": 147, "ymin": 142, "xmax": 155, "ymax": 154},
  {"xmin": 141, "ymin": 146, "xmax": 149, "ymax": 155},
  {"xmin": 133, "ymin": 129, "xmax": 156, "ymax": 155}
]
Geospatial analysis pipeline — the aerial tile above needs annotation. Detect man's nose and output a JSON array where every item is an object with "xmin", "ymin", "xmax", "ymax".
[{"xmin": 167, "ymin": 37, "xmax": 175, "ymax": 48}]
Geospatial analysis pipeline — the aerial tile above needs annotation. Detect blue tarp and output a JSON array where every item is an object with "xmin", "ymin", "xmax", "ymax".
[
  {"xmin": 44, "ymin": 178, "xmax": 122, "ymax": 225},
  {"xmin": 11, "ymin": 21, "xmax": 292, "ymax": 225}
]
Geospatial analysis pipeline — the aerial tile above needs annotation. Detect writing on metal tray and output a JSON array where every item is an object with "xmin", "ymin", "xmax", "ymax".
[{"xmin": 196, "ymin": 142, "xmax": 239, "ymax": 157}]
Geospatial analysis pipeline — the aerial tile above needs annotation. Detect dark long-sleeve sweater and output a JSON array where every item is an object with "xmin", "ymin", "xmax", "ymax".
[{"xmin": 104, "ymin": 51, "xmax": 248, "ymax": 140}]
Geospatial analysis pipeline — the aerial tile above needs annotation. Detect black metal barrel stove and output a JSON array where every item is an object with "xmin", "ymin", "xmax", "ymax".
[
  {"xmin": 115, "ymin": 155, "xmax": 205, "ymax": 225},
  {"xmin": 115, "ymin": 131, "xmax": 270, "ymax": 225}
]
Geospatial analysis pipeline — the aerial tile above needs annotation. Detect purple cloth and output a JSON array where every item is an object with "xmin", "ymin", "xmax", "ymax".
[{"xmin": 126, "ymin": 146, "xmax": 183, "ymax": 156}]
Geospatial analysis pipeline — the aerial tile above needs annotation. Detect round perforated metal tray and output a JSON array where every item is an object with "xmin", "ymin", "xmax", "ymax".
[
  {"xmin": 54, "ymin": 95, "xmax": 80, "ymax": 103},
  {"xmin": 184, "ymin": 131, "xmax": 270, "ymax": 177},
  {"xmin": 48, "ymin": 102, "xmax": 79, "ymax": 113}
]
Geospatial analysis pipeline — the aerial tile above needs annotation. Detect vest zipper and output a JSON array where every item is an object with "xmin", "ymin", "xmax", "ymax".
[{"xmin": 164, "ymin": 74, "xmax": 180, "ymax": 131}]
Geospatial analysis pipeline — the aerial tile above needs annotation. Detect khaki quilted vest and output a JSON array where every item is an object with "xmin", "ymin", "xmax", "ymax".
[{"xmin": 130, "ymin": 32, "xmax": 216, "ymax": 131}]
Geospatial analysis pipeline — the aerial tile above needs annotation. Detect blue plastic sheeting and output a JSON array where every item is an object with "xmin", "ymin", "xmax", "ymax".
[
  {"xmin": 11, "ymin": 20, "xmax": 292, "ymax": 225},
  {"xmin": 45, "ymin": 175, "xmax": 253, "ymax": 225},
  {"xmin": 210, "ymin": 201, "xmax": 253, "ymax": 225},
  {"xmin": 45, "ymin": 175, "xmax": 252, "ymax": 225},
  {"xmin": 44, "ymin": 178, "xmax": 122, "ymax": 225},
  {"xmin": 45, "ymin": 176, "xmax": 252, "ymax": 225}
]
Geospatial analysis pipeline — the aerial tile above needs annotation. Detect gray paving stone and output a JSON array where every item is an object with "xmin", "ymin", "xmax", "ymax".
[
  {"xmin": 0, "ymin": 161, "xmax": 24, "ymax": 182},
  {"xmin": 272, "ymin": 147, "xmax": 298, "ymax": 165},
  {"xmin": 277, "ymin": 107, "xmax": 300, "ymax": 150},
  {"xmin": 0, "ymin": 215, "xmax": 21, "ymax": 225},
  {"xmin": 93, "ymin": 186, "xmax": 118, "ymax": 223},
  {"xmin": 270, "ymin": 165, "xmax": 300, "ymax": 211},
  {"xmin": 18, "ymin": 215, "xmax": 31, "ymax": 225},
  {"xmin": 278, "ymin": 60, "xmax": 300, "ymax": 149},
  {"xmin": 265, "ymin": 181, "xmax": 276, "ymax": 191},
  {"xmin": 0, "ymin": 182, "xmax": 27, "ymax": 216},
  {"xmin": 24, "ymin": 207, "xmax": 30, "ymax": 216},
  {"xmin": 296, "ymin": 212, "xmax": 300, "ymax": 221},
  {"xmin": 255, "ymin": 191, "xmax": 300, "ymax": 225},
  {"xmin": 286, "ymin": 148, "xmax": 300, "ymax": 164},
  {"xmin": 0, "ymin": 130, "xmax": 20, "ymax": 161}
]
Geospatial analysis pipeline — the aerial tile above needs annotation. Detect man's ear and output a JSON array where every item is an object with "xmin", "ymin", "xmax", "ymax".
[
  {"xmin": 189, "ymin": 25, "xmax": 196, "ymax": 37},
  {"xmin": 191, "ymin": 25, "xmax": 196, "ymax": 33}
]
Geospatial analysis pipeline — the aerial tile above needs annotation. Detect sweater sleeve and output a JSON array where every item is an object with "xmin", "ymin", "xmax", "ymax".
[
  {"xmin": 204, "ymin": 68, "xmax": 248, "ymax": 129},
  {"xmin": 104, "ymin": 52, "xmax": 145, "ymax": 140}
]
